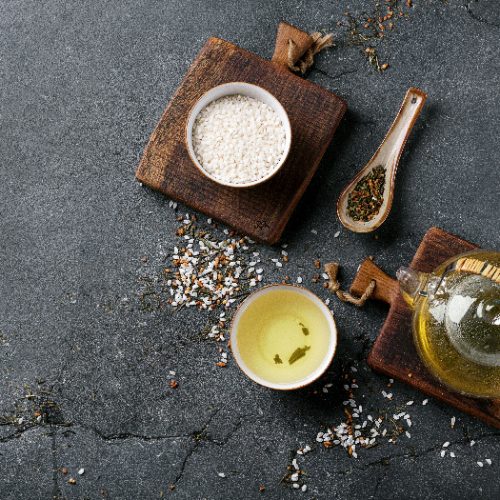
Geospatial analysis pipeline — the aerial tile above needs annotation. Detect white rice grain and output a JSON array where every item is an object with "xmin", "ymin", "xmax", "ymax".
[{"xmin": 192, "ymin": 95, "xmax": 286, "ymax": 184}]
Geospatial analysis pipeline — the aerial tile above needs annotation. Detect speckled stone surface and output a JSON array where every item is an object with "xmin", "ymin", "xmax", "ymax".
[{"xmin": 0, "ymin": 1, "xmax": 499, "ymax": 499}]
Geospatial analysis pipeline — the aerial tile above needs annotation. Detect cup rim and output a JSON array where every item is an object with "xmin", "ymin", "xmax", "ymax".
[
  {"xmin": 185, "ymin": 82, "xmax": 292, "ymax": 189},
  {"xmin": 229, "ymin": 284, "xmax": 337, "ymax": 390}
]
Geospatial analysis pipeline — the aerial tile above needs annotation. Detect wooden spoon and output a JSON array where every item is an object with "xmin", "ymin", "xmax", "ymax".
[{"xmin": 337, "ymin": 87, "xmax": 427, "ymax": 233}]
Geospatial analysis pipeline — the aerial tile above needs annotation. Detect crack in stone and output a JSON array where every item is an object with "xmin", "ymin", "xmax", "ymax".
[
  {"xmin": 350, "ymin": 431, "xmax": 500, "ymax": 471},
  {"xmin": 0, "ymin": 425, "xmax": 63, "ymax": 497},
  {"xmin": 171, "ymin": 407, "xmax": 222, "ymax": 487},
  {"xmin": 208, "ymin": 415, "xmax": 246, "ymax": 447},
  {"xmin": 371, "ymin": 467, "xmax": 387, "ymax": 499},
  {"xmin": 0, "ymin": 432, "xmax": 23, "ymax": 443},
  {"xmin": 465, "ymin": 1, "xmax": 500, "ymax": 28},
  {"xmin": 81, "ymin": 425, "xmax": 192, "ymax": 442},
  {"xmin": 51, "ymin": 430, "xmax": 62, "ymax": 500},
  {"xmin": 172, "ymin": 440, "xmax": 200, "ymax": 487},
  {"xmin": 0, "ymin": 421, "xmax": 190, "ymax": 445},
  {"xmin": 0, "ymin": 420, "xmax": 71, "ymax": 444},
  {"xmin": 0, "ymin": 405, "xmax": 245, "ymax": 448},
  {"xmin": 303, "ymin": 430, "xmax": 500, "ymax": 481},
  {"xmin": 313, "ymin": 67, "xmax": 360, "ymax": 81}
]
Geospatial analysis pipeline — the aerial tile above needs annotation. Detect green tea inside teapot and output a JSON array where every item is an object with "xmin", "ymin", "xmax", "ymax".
[{"xmin": 397, "ymin": 250, "xmax": 500, "ymax": 398}]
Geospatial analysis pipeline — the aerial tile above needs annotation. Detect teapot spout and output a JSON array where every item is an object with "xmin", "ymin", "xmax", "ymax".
[{"xmin": 396, "ymin": 267, "xmax": 427, "ymax": 307}]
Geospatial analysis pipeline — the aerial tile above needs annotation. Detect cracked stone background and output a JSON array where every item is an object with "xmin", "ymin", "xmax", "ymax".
[{"xmin": 1, "ymin": 1, "xmax": 499, "ymax": 499}]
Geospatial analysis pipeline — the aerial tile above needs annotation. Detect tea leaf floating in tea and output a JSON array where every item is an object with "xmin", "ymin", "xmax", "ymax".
[
  {"xmin": 299, "ymin": 322, "xmax": 310, "ymax": 336},
  {"xmin": 289, "ymin": 346, "xmax": 311, "ymax": 365},
  {"xmin": 274, "ymin": 354, "xmax": 283, "ymax": 364}
]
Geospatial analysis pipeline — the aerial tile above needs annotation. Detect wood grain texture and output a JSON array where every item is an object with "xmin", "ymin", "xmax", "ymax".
[
  {"xmin": 135, "ymin": 35, "xmax": 346, "ymax": 244},
  {"xmin": 363, "ymin": 227, "xmax": 499, "ymax": 428}
]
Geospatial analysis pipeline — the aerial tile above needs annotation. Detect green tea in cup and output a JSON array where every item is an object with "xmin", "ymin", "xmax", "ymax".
[{"xmin": 230, "ymin": 285, "xmax": 337, "ymax": 390}]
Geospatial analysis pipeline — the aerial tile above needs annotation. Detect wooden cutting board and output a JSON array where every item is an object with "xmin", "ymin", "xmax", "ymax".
[
  {"xmin": 136, "ymin": 23, "xmax": 346, "ymax": 244},
  {"xmin": 350, "ymin": 227, "xmax": 500, "ymax": 428}
]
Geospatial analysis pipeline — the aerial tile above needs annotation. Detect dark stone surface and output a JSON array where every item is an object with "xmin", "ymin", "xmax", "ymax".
[{"xmin": 0, "ymin": 1, "xmax": 499, "ymax": 499}]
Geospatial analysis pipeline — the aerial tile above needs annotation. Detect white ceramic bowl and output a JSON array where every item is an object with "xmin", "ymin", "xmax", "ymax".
[
  {"xmin": 230, "ymin": 284, "xmax": 337, "ymax": 390},
  {"xmin": 185, "ymin": 82, "xmax": 292, "ymax": 188}
]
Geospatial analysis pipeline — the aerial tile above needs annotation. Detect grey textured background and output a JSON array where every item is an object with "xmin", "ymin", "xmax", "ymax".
[{"xmin": 1, "ymin": 1, "xmax": 499, "ymax": 499}]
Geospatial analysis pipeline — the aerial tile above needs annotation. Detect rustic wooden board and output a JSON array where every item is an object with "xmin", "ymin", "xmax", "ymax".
[
  {"xmin": 136, "ymin": 28, "xmax": 346, "ymax": 244},
  {"xmin": 350, "ymin": 227, "xmax": 500, "ymax": 428}
]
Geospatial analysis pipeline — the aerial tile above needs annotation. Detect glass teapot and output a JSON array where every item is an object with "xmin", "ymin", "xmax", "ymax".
[{"xmin": 397, "ymin": 250, "xmax": 500, "ymax": 398}]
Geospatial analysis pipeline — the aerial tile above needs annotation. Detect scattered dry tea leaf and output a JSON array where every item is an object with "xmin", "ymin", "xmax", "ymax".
[{"xmin": 347, "ymin": 165, "xmax": 386, "ymax": 221}]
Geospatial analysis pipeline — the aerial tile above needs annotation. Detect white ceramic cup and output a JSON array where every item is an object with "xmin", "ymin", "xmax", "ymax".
[
  {"xmin": 230, "ymin": 284, "xmax": 338, "ymax": 390},
  {"xmin": 185, "ymin": 82, "xmax": 292, "ymax": 188}
]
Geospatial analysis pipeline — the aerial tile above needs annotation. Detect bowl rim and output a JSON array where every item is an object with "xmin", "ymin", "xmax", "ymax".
[
  {"xmin": 185, "ymin": 82, "xmax": 292, "ymax": 189},
  {"xmin": 229, "ymin": 283, "xmax": 338, "ymax": 390}
]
